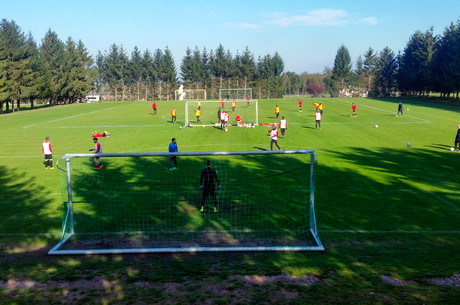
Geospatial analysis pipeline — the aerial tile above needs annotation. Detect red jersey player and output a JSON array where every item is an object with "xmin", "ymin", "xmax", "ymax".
[
  {"xmin": 268, "ymin": 125, "xmax": 281, "ymax": 150},
  {"xmin": 42, "ymin": 136, "xmax": 53, "ymax": 169},
  {"xmin": 89, "ymin": 137, "xmax": 103, "ymax": 169},
  {"xmin": 351, "ymin": 103, "xmax": 357, "ymax": 117},
  {"xmin": 298, "ymin": 99, "xmax": 303, "ymax": 112},
  {"xmin": 152, "ymin": 102, "xmax": 157, "ymax": 114}
]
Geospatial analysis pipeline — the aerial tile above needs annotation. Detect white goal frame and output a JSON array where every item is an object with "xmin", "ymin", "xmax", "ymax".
[
  {"xmin": 185, "ymin": 100, "xmax": 258, "ymax": 127},
  {"xmin": 219, "ymin": 88, "xmax": 252, "ymax": 100},
  {"xmin": 49, "ymin": 150, "xmax": 323, "ymax": 255},
  {"xmin": 175, "ymin": 89, "xmax": 207, "ymax": 100}
]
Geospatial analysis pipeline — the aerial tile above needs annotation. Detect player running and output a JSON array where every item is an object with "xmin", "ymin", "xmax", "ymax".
[
  {"xmin": 315, "ymin": 110, "xmax": 322, "ymax": 129},
  {"xmin": 246, "ymin": 97, "xmax": 250, "ymax": 107},
  {"xmin": 42, "ymin": 136, "xmax": 54, "ymax": 169},
  {"xmin": 298, "ymin": 99, "xmax": 303, "ymax": 112},
  {"xmin": 199, "ymin": 160, "xmax": 221, "ymax": 213},
  {"xmin": 275, "ymin": 105, "xmax": 280, "ymax": 119},
  {"xmin": 279, "ymin": 116, "xmax": 287, "ymax": 139},
  {"xmin": 89, "ymin": 137, "xmax": 103, "ymax": 169},
  {"xmin": 231, "ymin": 99, "xmax": 236, "ymax": 112},
  {"xmin": 268, "ymin": 124, "xmax": 281, "ymax": 150},
  {"xmin": 152, "ymin": 102, "xmax": 157, "ymax": 114},
  {"xmin": 397, "ymin": 102, "xmax": 403, "ymax": 117}
]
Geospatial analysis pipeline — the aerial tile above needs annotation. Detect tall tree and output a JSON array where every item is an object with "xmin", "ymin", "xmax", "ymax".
[
  {"xmin": 363, "ymin": 47, "xmax": 376, "ymax": 93},
  {"xmin": 331, "ymin": 44, "xmax": 352, "ymax": 96},
  {"xmin": 130, "ymin": 46, "xmax": 143, "ymax": 100},
  {"xmin": 162, "ymin": 47, "xmax": 177, "ymax": 100},
  {"xmin": 374, "ymin": 47, "xmax": 397, "ymax": 96},
  {"xmin": 40, "ymin": 29, "xmax": 66, "ymax": 104}
]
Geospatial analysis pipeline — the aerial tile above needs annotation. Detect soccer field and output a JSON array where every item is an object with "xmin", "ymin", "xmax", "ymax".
[{"xmin": 1, "ymin": 97, "xmax": 459, "ymax": 303}]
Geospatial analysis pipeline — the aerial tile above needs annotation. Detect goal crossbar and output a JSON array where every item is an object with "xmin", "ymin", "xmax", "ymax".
[{"xmin": 49, "ymin": 150, "xmax": 324, "ymax": 255}]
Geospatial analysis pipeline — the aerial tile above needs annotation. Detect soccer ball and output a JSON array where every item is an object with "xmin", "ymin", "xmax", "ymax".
[
  {"xmin": 451, "ymin": 147, "xmax": 455, "ymax": 151},
  {"xmin": 375, "ymin": 125, "xmax": 378, "ymax": 128},
  {"xmin": 203, "ymin": 125, "xmax": 205, "ymax": 128},
  {"xmin": 407, "ymin": 142, "xmax": 412, "ymax": 147},
  {"xmin": 407, "ymin": 108, "xmax": 409, "ymax": 111},
  {"xmin": 179, "ymin": 126, "xmax": 182, "ymax": 129}
]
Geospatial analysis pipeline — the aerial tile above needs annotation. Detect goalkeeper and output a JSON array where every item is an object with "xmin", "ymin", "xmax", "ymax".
[{"xmin": 199, "ymin": 160, "xmax": 221, "ymax": 213}]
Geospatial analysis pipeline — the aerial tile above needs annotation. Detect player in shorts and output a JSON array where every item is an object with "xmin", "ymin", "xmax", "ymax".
[{"xmin": 42, "ymin": 136, "xmax": 54, "ymax": 169}]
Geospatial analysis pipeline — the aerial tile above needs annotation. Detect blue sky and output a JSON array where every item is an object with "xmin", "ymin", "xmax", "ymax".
[{"xmin": 2, "ymin": 0, "xmax": 460, "ymax": 74}]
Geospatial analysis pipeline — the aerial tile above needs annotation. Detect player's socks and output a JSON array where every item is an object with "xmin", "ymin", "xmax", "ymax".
[
  {"xmin": 50, "ymin": 160, "xmax": 53, "ymax": 168},
  {"xmin": 200, "ymin": 207, "xmax": 204, "ymax": 213}
]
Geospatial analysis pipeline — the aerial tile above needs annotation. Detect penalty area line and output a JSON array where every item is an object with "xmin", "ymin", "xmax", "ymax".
[{"xmin": 334, "ymin": 99, "xmax": 432, "ymax": 123}]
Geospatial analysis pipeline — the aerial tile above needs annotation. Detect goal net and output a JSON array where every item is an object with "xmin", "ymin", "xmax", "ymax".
[
  {"xmin": 175, "ymin": 89, "xmax": 207, "ymax": 100},
  {"xmin": 49, "ymin": 150, "xmax": 323, "ymax": 255},
  {"xmin": 219, "ymin": 88, "xmax": 252, "ymax": 100},
  {"xmin": 185, "ymin": 100, "xmax": 258, "ymax": 127}
]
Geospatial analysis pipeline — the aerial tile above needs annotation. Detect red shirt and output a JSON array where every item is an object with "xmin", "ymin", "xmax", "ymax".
[
  {"xmin": 298, "ymin": 100, "xmax": 303, "ymax": 106},
  {"xmin": 152, "ymin": 102, "xmax": 156, "ymax": 109},
  {"xmin": 352, "ymin": 104, "xmax": 357, "ymax": 111},
  {"xmin": 236, "ymin": 115, "xmax": 241, "ymax": 121}
]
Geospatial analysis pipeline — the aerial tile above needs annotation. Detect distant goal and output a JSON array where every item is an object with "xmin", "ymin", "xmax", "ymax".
[
  {"xmin": 49, "ymin": 150, "xmax": 323, "ymax": 255},
  {"xmin": 175, "ymin": 89, "xmax": 207, "ymax": 100},
  {"xmin": 185, "ymin": 100, "xmax": 258, "ymax": 127},
  {"xmin": 219, "ymin": 88, "xmax": 252, "ymax": 100}
]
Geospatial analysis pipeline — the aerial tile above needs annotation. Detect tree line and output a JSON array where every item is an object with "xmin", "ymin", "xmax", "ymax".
[
  {"xmin": 1, "ymin": 17, "xmax": 460, "ymax": 114},
  {"xmin": 285, "ymin": 19, "xmax": 460, "ymax": 98}
]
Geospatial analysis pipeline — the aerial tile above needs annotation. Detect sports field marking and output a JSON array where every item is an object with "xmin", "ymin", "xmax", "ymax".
[
  {"xmin": 22, "ymin": 105, "xmax": 127, "ymax": 129},
  {"xmin": 334, "ymin": 99, "xmax": 432, "ymax": 123},
  {"xmin": 320, "ymin": 229, "xmax": 460, "ymax": 234}
]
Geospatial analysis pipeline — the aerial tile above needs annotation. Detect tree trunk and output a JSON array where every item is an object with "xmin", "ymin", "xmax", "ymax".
[
  {"xmin": 30, "ymin": 97, "xmax": 34, "ymax": 109},
  {"xmin": 137, "ymin": 81, "xmax": 140, "ymax": 101},
  {"xmin": 219, "ymin": 76, "xmax": 223, "ymax": 89},
  {"xmin": 6, "ymin": 101, "xmax": 10, "ymax": 112},
  {"xmin": 17, "ymin": 100, "xmax": 21, "ymax": 111}
]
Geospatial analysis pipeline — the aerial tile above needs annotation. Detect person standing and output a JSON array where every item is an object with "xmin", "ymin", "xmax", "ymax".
[
  {"xmin": 220, "ymin": 99, "xmax": 225, "ymax": 109},
  {"xmin": 217, "ymin": 108, "xmax": 222, "ymax": 123},
  {"xmin": 171, "ymin": 108, "xmax": 176, "ymax": 123},
  {"xmin": 197, "ymin": 101, "xmax": 202, "ymax": 110},
  {"xmin": 195, "ymin": 108, "xmax": 201, "ymax": 123},
  {"xmin": 454, "ymin": 124, "xmax": 460, "ymax": 151},
  {"xmin": 246, "ymin": 97, "xmax": 250, "ymax": 107},
  {"xmin": 220, "ymin": 110, "xmax": 226, "ymax": 130},
  {"xmin": 351, "ymin": 103, "xmax": 357, "ymax": 118},
  {"xmin": 318, "ymin": 103, "xmax": 324, "ymax": 116},
  {"xmin": 152, "ymin": 102, "xmax": 157, "ymax": 114},
  {"xmin": 298, "ymin": 99, "xmax": 303, "ymax": 112},
  {"xmin": 42, "ymin": 137, "xmax": 54, "ymax": 169},
  {"xmin": 279, "ymin": 116, "xmax": 287, "ymax": 139},
  {"xmin": 89, "ymin": 137, "xmax": 103, "ymax": 169},
  {"xmin": 275, "ymin": 105, "xmax": 280, "ymax": 119},
  {"xmin": 397, "ymin": 102, "xmax": 403, "ymax": 117},
  {"xmin": 199, "ymin": 160, "xmax": 221, "ymax": 213},
  {"xmin": 268, "ymin": 124, "xmax": 281, "ymax": 150},
  {"xmin": 168, "ymin": 138, "xmax": 178, "ymax": 171},
  {"xmin": 231, "ymin": 99, "xmax": 236, "ymax": 112},
  {"xmin": 315, "ymin": 110, "xmax": 322, "ymax": 129}
]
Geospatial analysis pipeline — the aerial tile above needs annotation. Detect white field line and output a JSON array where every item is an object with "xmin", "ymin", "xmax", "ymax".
[
  {"xmin": 0, "ymin": 232, "xmax": 61, "ymax": 237},
  {"xmin": 334, "ymin": 99, "xmax": 432, "ymax": 123},
  {"xmin": 22, "ymin": 105, "xmax": 126, "ymax": 129},
  {"xmin": 320, "ymin": 229, "xmax": 460, "ymax": 234}
]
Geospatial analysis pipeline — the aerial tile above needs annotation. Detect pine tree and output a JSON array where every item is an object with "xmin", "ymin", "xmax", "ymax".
[{"xmin": 332, "ymin": 44, "xmax": 352, "ymax": 97}]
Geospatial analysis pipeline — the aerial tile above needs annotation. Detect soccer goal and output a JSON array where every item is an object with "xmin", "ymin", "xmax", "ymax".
[
  {"xmin": 219, "ymin": 88, "xmax": 252, "ymax": 100},
  {"xmin": 175, "ymin": 89, "xmax": 207, "ymax": 100},
  {"xmin": 185, "ymin": 100, "xmax": 258, "ymax": 127},
  {"xmin": 49, "ymin": 150, "xmax": 323, "ymax": 255}
]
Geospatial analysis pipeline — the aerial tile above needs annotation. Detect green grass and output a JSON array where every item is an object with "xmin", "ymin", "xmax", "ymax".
[{"xmin": 0, "ymin": 97, "xmax": 459, "ymax": 304}]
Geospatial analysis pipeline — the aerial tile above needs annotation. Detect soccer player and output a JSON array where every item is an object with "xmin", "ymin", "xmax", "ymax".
[
  {"xmin": 171, "ymin": 108, "xmax": 176, "ymax": 123},
  {"xmin": 313, "ymin": 102, "xmax": 320, "ymax": 112},
  {"xmin": 318, "ymin": 103, "xmax": 324, "ymax": 116},
  {"xmin": 91, "ymin": 131, "xmax": 112, "ymax": 137},
  {"xmin": 89, "ymin": 137, "xmax": 103, "ymax": 169},
  {"xmin": 168, "ymin": 138, "xmax": 178, "ymax": 171},
  {"xmin": 236, "ymin": 114, "xmax": 241, "ymax": 122},
  {"xmin": 279, "ymin": 116, "xmax": 287, "ymax": 139},
  {"xmin": 220, "ymin": 110, "xmax": 226, "ymax": 130},
  {"xmin": 152, "ymin": 102, "xmax": 157, "ymax": 114},
  {"xmin": 224, "ymin": 111, "xmax": 230, "ymax": 131},
  {"xmin": 315, "ymin": 110, "xmax": 322, "ymax": 129},
  {"xmin": 220, "ymin": 99, "xmax": 225, "ymax": 109},
  {"xmin": 454, "ymin": 124, "xmax": 460, "ymax": 151},
  {"xmin": 351, "ymin": 103, "xmax": 357, "ymax": 117},
  {"xmin": 397, "ymin": 102, "xmax": 403, "ymax": 117},
  {"xmin": 231, "ymin": 99, "xmax": 236, "ymax": 112},
  {"xmin": 199, "ymin": 160, "xmax": 221, "ymax": 213},
  {"xmin": 268, "ymin": 124, "xmax": 281, "ymax": 150},
  {"xmin": 298, "ymin": 99, "xmax": 303, "ymax": 112},
  {"xmin": 195, "ymin": 108, "xmax": 201, "ymax": 123},
  {"xmin": 197, "ymin": 101, "xmax": 202, "ymax": 110},
  {"xmin": 42, "ymin": 136, "xmax": 54, "ymax": 169},
  {"xmin": 217, "ymin": 108, "xmax": 222, "ymax": 123},
  {"xmin": 275, "ymin": 105, "xmax": 280, "ymax": 119},
  {"xmin": 246, "ymin": 97, "xmax": 250, "ymax": 107}
]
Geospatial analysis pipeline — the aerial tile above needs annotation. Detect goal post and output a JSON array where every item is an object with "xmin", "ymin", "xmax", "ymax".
[
  {"xmin": 175, "ymin": 89, "xmax": 207, "ymax": 100},
  {"xmin": 219, "ymin": 88, "xmax": 252, "ymax": 100},
  {"xmin": 185, "ymin": 100, "xmax": 258, "ymax": 127},
  {"xmin": 49, "ymin": 150, "xmax": 323, "ymax": 255}
]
